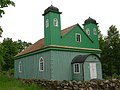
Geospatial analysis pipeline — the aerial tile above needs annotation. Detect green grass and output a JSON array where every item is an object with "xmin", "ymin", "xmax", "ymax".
[{"xmin": 0, "ymin": 75, "xmax": 46, "ymax": 90}]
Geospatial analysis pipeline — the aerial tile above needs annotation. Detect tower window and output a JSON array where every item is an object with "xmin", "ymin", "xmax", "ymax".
[
  {"xmin": 19, "ymin": 61, "xmax": 22, "ymax": 73},
  {"xmin": 53, "ymin": 18, "xmax": 58, "ymax": 27},
  {"xmin": 73, "ymin": 63, "xmax": 80, "ymax": 74},
  {"xmin": 46, "ymin": 19, "xmax": 49, "ymax": 28},
  {"xmin": 39, "ymin": 57, "xmax": 44, "ymax": 71},
  {"xmin": 76, "ymin": 33, "xmax": 81, "ymax": 42},
  {"xmin": 86, "ymin": 28, "xmax": 90, "ymax": 35},
  {"xmin": 93, "ymin": 28, "xmax": 97, "ymax": 35}
]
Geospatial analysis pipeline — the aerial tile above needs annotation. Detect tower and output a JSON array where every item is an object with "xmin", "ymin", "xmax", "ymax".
[
  {"xmin": 43, "ymin": 5, "xmax": 62, "ymax": 46},
  {"xmin": 83, "ymin": 17, "xmax": 99, "ymax": 48}
]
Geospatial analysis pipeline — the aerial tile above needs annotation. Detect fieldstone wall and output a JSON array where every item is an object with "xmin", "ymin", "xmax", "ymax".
[{"xmin": 19, "ymin": 79, "xmax": 120, "ymax": 90}]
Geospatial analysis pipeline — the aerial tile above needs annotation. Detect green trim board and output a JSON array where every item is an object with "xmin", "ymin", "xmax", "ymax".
[{"xmin": 15, "ymin": 45, "xmax": 102, "ymax": 59}]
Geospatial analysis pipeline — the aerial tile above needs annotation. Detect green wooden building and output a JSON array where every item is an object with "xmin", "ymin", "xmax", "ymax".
[{"xmin": 14, "ymin": 5, "xmax": 102, "ymax": 81}]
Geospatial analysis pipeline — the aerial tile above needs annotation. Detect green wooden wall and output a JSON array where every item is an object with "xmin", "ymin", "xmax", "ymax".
[
  {"xmin": 83, "ymin": 23, "xmax": 99, "ymax": 48},
  {"xmin": 15, "ymin": 50, "xmax": 102, "ymax": 81},
  {"xmin": 43, "ymin": 8, "xmax": 99, "ymax": 49},
  {"xmin": 83, "ymin": 55, "xmax": 102, "ymax": 81},
  {"xmin": 60, "ymin": 25, "xmax": 98, "ymax": 48},
  {"xmin": 50, "ymin": 50, "xmax": 99, "ymax": 81},
  {"xmin": 14, "ymin": 51, "xmax": 51, "ymax": 80},
  {"xmin": 44, "ymin": 12, "xmax": 61, "ymax": 46},
  {"xmin": 72, "ymin": 63, "xmax": 83, "ymax": 81}
]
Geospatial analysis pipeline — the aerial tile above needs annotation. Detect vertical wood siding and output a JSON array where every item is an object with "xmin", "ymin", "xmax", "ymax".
[
  {"xmin": 14, "ymin": 51, "xmax": 51, "ymax": 80},
  {"xmin": 15, "ymin": 50, "xmax": 102, "ymax": 81},
  {"xmin": 51, "ymin": 50, "xmax": 91, "ymax": 81},
  {"xmin": 84, "ymin": 55, "xmax": 102, "ymax": 80}
]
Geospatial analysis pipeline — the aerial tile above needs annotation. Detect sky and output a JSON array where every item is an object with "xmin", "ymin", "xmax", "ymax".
[{"xmin": 0, "ymin": 0, "xmax": 120, "ymax": 43}]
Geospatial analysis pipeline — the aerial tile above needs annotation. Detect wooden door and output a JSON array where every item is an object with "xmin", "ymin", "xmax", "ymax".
[{"xmin": 90, "ymin": 63, "xmax": 97, "ymax": 79}]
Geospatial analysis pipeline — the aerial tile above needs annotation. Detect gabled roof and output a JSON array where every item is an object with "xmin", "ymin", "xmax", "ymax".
[
  {"xmin": 61, "ymin": 24, "xmax": 77, "ymax": 35},
  {"xmin": 16, "ymin": 24, "xmax": 76, "ymax": 57},
  {"xmin": 16, "ymin": 38, "xmax": 44, "ymax": 56}
]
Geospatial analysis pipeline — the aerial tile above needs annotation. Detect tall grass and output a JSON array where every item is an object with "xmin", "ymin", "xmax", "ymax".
[{"xmin": 0, "ymin": 75, "xmax": 46, "ymax": 90}]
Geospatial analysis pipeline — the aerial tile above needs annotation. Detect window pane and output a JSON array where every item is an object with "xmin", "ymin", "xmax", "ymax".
[
  {"xmin": 19, "ymin": 61, "xmax": 22, "ymax": 73},
  {"xmin": 93, "ymin": 28, "xmax": 97, "ymax": 35},
  {"xmin": 54, "ymin": 18, "xmax": 58, "ymax": 27},
  {"xmin": 46, "ymin": 19, "xmax": 49, "ymax": 28},
  {"xmin": 86, "ymin": 28, "xmax": 90, "ymax": 35},
  {"xmin": 74, "ymin": 63, "xmax": 80, "ymax": 73},
  {"xmin": 76, "ymin": 34, "xmax": 81, "ymax": 42},
  {"xmin": 39, "ymin": 57, "xmax": 44, "ymax": 71}
]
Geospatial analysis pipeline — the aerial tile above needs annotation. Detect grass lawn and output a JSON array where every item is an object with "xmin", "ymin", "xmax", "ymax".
[{"xmin": 0, "ymin": 75, "xmax": 46, "ymax": 90}]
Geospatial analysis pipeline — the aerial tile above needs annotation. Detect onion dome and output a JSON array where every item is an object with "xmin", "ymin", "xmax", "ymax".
[
  {"xmin": 43, "ymin": 5, "xmax": 62, "ymax": 16},
  {"xmin": 83, "ymin": 17, "xmax": 98, "ymax": 25}
]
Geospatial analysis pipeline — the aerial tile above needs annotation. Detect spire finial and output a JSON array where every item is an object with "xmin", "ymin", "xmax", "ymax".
[{"xmin": 50, "ymin": 0, "xmax": 53, "ymax": 5}]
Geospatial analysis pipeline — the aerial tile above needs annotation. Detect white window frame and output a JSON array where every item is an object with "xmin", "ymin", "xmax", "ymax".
[
  {"xmin": 73, "ymin": 63, "xmax": 80, "ymax": 74},
  {"xmin": 93, "ymin": 28, "xmax": 97, "ymax": 35},
  {"xmin": 53, "ymin": 18, "xmax": 58, "ymax": 27},
  {"xmin": 86, "ymin": 28, "xmax": 90, "ymax": 35},
  {"xmin": 39, "ymin": 57, "xmax": 44, "ymax": 71},
  {"xmin": 46, "ymin": 19, "xmax": 49, "ymax": 28},
  {"xmin": 19, "ymin": 61, "xmax": 22, "ymax": 73},
  {"xmin": 75, "ymin": 33, "xmax": 81, "ymax": 42}
]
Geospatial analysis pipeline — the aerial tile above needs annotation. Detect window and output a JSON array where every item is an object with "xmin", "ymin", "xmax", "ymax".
[
  {"xmin": 93, "ymin": 28, "xmax": 97, "ymax": 35},
  {"xmin": 39, "ymin": 57, "xmax": 44, "ymax": 71},
  {"xmin": 76, "ymin": 33, "xmax": 81, "ymax": 42},
  {"xmin": 53, "ymin": 18, "xmax": 58, "ymax": 27},
  {"xmin": 46, "ymin": 19, "xmax": 49, "ymax": 28},
  {"xmin": 74, "ymin": 63, "xmax": 80, "ymax": 73},
  {"xmin": 86, "ymin": 28, "xmax": 90, "ymax": 35},
  {"xmin": 19, "ymin": 61, "xmax": 22, "ymax": 73}
]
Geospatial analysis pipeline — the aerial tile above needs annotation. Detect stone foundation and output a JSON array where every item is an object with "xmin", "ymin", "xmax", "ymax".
[{"xmin": 19, "ymin": 79, "xmax": 120, "ymax": 90}]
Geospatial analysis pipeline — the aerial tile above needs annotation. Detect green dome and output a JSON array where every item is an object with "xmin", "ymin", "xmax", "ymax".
[
  {"xmin": 83, "ymin": 17, "xmax": 98, "ymax": 25},
  {"xmin": 43, "ymin": 5, "xmax": 61, "ymax": 16}
]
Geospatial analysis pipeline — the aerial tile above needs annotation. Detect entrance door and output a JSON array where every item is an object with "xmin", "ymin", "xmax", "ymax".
[{"xmin": 90, "ymin": 63, "xmax": 97, "ymax": 79}]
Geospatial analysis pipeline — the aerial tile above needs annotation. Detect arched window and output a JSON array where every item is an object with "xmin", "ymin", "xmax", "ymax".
[
  {"xmin": 86, "ymin": 28, "xmax": 90, "ymax": 35},
  {"xmin": 53, "ymin": 18, "xmax": 58, "ymax": 27},
  {"xmin": 93, "ymin": 28, "xmax": 97, "ymax": 35},
  {"xmin": 39, "ymin": 57, "xmax": 44, "ymax": 71},
  {"xmin": 46, "ymin": 19, "xmax": 49, "ymax": 28},
  {"xmin": 19, "ymin": 61, "xmax": 22, "ymax": 73}
]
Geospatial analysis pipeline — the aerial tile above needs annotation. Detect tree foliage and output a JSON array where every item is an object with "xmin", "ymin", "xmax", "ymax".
[
  {"xmin": 0, "ymin": 0, "xmax": 15, "ymax": 17},
  {"xmin": 99, "ymin": 25, "xmax": 120, "ymax": 77},
  {"xmin": 0, "ymin": 43, "xmax": 5, "ymax": 70},
  {"xmin": 0, "ymin": 0, "xmax": 15, "ymax": 37},
  {"xmin": 0, "ymin": 38, "xmax": 31, "ymax": 71}
]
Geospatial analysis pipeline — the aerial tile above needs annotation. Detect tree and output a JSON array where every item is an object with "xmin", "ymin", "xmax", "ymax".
[
  {"xmin": 2, "ymin": 38, "xmax": 17, "ymax": 71},
  {"xmin": 107, "ymin": 25, "xmax": 120, "ymax": 75},
  {"xmin": 15, "ymin": 40, "xmax": 32, "ymax": 53},
  {"xmin": 0, "ymin": 0, "xmax": 15, "ymax": 17},
  {"xmin": 100, "ymin": 25, "xmax": 120, "ymax": 77},
  {"xmin": 0, "ymin": 0, "xmax": 15, "ymax": 37},
  {"xmin": 98, "ymin": 30, "xmax": 110, "ymax": 77},
  {"xmin": 0, "ymin": 43, "xmax": 5, "ymax": 71},
  {"xmin": 1, "ymin": 38, "xmax": 32, "ymax": 71}
]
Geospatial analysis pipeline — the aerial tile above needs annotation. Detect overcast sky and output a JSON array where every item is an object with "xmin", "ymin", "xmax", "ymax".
[{"xmin": 0, "ymin": 0, "xmax": 120, "ymax": 43}]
